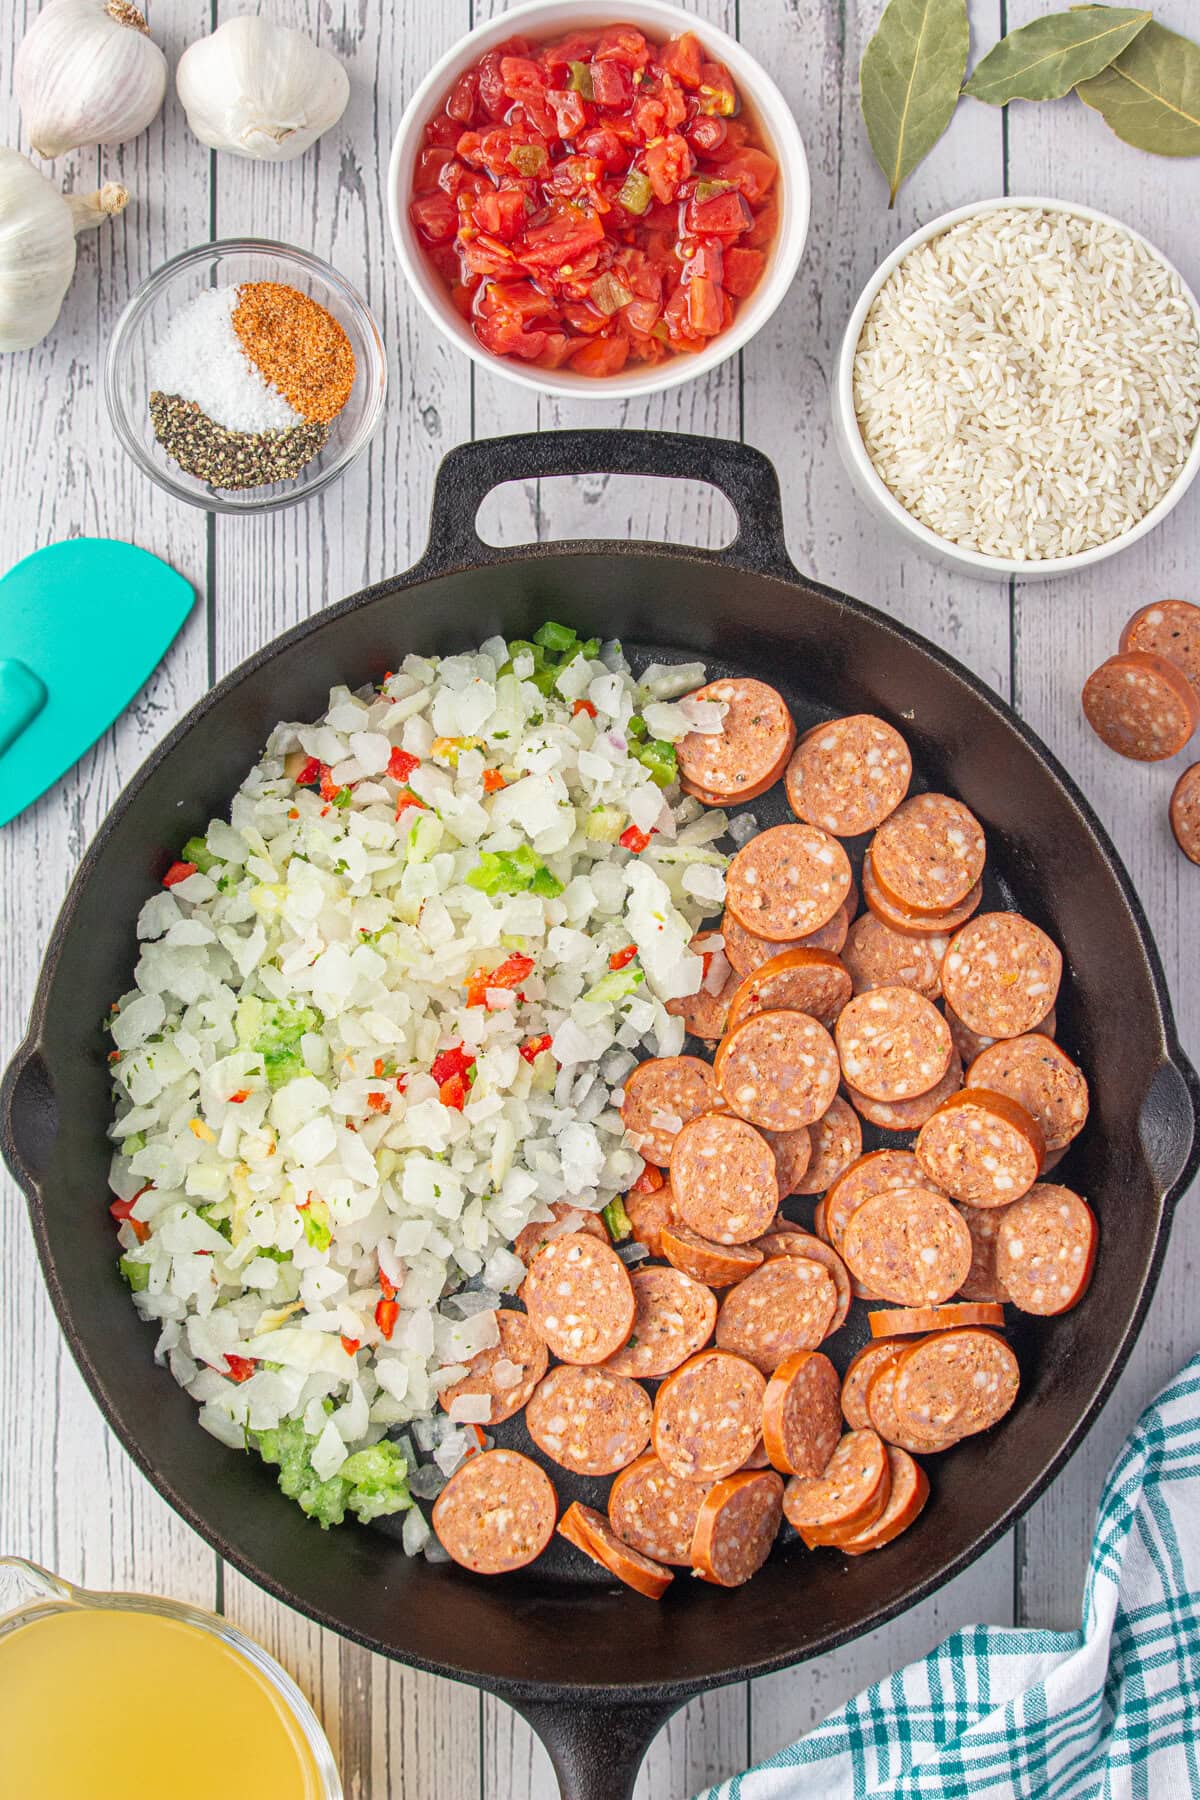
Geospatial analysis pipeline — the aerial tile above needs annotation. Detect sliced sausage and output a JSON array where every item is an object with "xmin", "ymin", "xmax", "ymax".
[
  {"xmin": 794, "ymin": 1096, "xmax": 863, "ymax": 1195},
  {"xmin": 838, "ymin": 1446, "xmax": 929, "ymax": 1554},
  {"xmin": 824, "ymin": 1149, "xmax": 933, "ymax": 1255},
  {"xmin": 994, "ymin": 1183, "xmax": 1097, "ymax": 1315},
  {"xmin": 1082, "ymin": 650, "xmax": 1200, "ymax": 761},
  {"xmin": 438, "ymin": 1309, "xmax": 549, "ymax": 1426},
  {"xmin": 715, "ymin": 1256, "xmax": 839, "ymax": 1374},
  {"xmin": 525, "ymin": 1365, "xmax": 652, "ymax": 1476},
  {"xmin": 868, "ymin": 1301, "xmax": 1006, "ymax": 1338},
  {"xmin": 785, "ymin": 714, "xmax": 912, "ymax": 838},
  {"xmin": 761, "ymin": 1349, "xmax": 842, "ymax": 1476},
  {"xmin": 869, "ymin": 795, "xmax": 986, "ymax": 915},
  {"xmin": 845, "ymin": 1049, "xmax": 963, "ymax": 1132},
  {"xmin": 620, "ymin": 1054, "xmax": 719, "ymax": 1167},
  {"xmin": 915, "ymin": 1089, "xmax": 1044, "ymax": 1208},
  {"xmin": 866, "ymin": 1357, "xmax": 962, "ymax": 1455},
  {"xmin": 751, "ymin": 1231, "xmax": 852, "ymax": 1334},
  {"xmin": 725, "ymin": 823, "xmax": 853, "ymax": 942},
  {"xmin": 862, "ymin": 852, "xmax": 983, "ymax": 937},
  {"xmin": 783, "ymin": 1428, "xmax": 891, "ymax": 1546},
  {"xmin": 521, "ymin": 1232, "xmax": 636, "ymax": 1365},
  {"xmin": 956, "ymin": 1201, "xmax": 1013, "ymax": 1303},
  {"xmin": 715, "ymin": 1008, "xmax": 841, "ymax": 1129},
  {"xmin": 625, "ymin": 1180, "xmax": 677, "ymax": 1260},
  {"xmin": 893, "ymin": 1327, "xmax": 1020, "ymax": 1439},
  {"xmin": 603, "ymin": 1266, "xmax": 717, "ymax": 1380},
  {"xmin": 432, "ymin": 1448, "xmax": 557, "ymax": 1575},
  {"xmin": 726, "ymin": 947, "xmax": 853, "ymax": 1033},
  {"xmin": 690, "ymin": 1469, "xmax": 784, "ymax": 1587},
  {"xmin": 669, "ymin": 1111, "xmax": 780, "ymax": 1244},
  {"xmin": 947, "ymin": 1000, "xmax": 1056, "ymax": 1066},
  {"xmin": 677, "ymin": 677, "xmax": 797, "ymax": 804},
  {"xmin": 512, "ymin": 1202, "xmax": 608, "ymax": 1267},
  {"xmin": 722, "ymin": 903, "xmax": 852, "ymax": 975},
  {"xmin": 651, "ymin": 1349, "xmax": 767, "ymax": 1483},
  {"xmin": 1170, "ymin": 763, "xmax": 1200, "ymax": 865},
  {"xmin": 966, "ymin": 1035, "xmax": 1089, "ymax": 1154},
  {"xmin": 556, "ymin": 1501, "xmax": 673, "ymax": 1600},
  {"xmin": 842, "ymin": 912, "xmax": 950, "ymax": 1000},
  {"xmin": 740, "ymin": 1436, "xmax": 772, "ymax": 1470},
  {"xmin": 660, "ymin": 1221, "xmax": 765, "ymax": 1287},
  {"xmin": 840, "ymin": 1187, "xmax": 972, "ymax": 1306},
  {"xmin": 608, "ymin": 1453, "xmax": 712, "ymax": 1566},
  {"xmin": 1119, "ymin": 598, "xmax": 1200, "ymax": 696},
  {"xmin": 834, "ymin": 987, "xmax": 952, "ymax": 1102},
  {"xmin": 762, "ymin": 1125, "xmax": 813, "ymax": 1196},
  {"xmin": 840, "ymin": 1341, "xmax": 903, "ymax": 1431},
  {"xmin": 941, "ymin": 913, "xmax": 1063, "ymax": 1041},
  {"xmin": 666, "ymin": 932, "xmax": 739, "ymax": 1042}
]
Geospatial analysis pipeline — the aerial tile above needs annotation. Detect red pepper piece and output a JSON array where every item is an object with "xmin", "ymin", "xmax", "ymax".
[
  {"xmin": 110, "ymin": 1186, "xmax": 152, "ymax": 1243},
  {"xmin": 438, "ymin": 1073, "xmax": 469, "ymax": 1110},
  {"xmin": 396, "ymin": 791, "xmax": 428, "ymax": 821},
  {"xmin": 341, "ymin": 1335, "xmax": 361, "ymax": 1357},
  {"xmin": 375, "ymin": 1298, "xmax": 399, "ymax": 1340},
  {"xmin": 162, "ymin": 861, "xmax": 197, "ymax": 888},
  {"xmin": 379, "ymin": 1268, "xmax": 397, "ymax": 1302},
  {"xmin": 388, "ymin": 746, "xmax": 421, "ymax": 781},
  {"xmin": 619, "ymin": 824, "xmax": 651, "ymax": 853},
  {"xmin": 573, "ymin": 698, "xmax": 598, "ymax": 717},
  {"xmin": 295, "ymin": 756, "xmax": 323, "ymax": 786},
  {"xmin": 482, "ymin": 768, "xmax": 506, "ymax": 792},
  {"xmin": 319, "ymin": 766, "xmax": 341, "ymax": 802},
  {"xmin": 227, "ymin": 1089, "xmax": 250, "ymax": 1104},
  {"xmin": 631, "ymin": 1161, "xmax": 665, "ymax": 1193},
  {"xmin": 222, "ymin": 1354, "xmax": 257, "ymax": 1384},
  {"xmin": 609, "ymin": 944, "xmax": 638, "ymax": 970},
  {"xmin": 431, "ymin": 1044, "xmax": 477, "ymax": 1086},
  {"xmin": 466, "ymin": 951, "xmax": 535, "ymax": 1007},
  {"xmin": 367, "ymin": 1092, "xmax": 389, "ymax": 1113},
  {"xmin": 519, "ymin": 1033, "xmax": 553, "ymax": 1064}
]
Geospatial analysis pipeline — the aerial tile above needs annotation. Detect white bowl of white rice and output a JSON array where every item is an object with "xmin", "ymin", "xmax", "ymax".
[{"xmin": 832, "ymin": 198, "xmax": 1200, "ymax": 582}]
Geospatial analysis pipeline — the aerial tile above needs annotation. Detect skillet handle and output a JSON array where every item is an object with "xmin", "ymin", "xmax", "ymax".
[
  {"xmin": 507, "ymin": 1693, "xmax": 683, "ymax": 1800},
  {"xmin": 1141, "ymin": 1051, "xmax": 1200, "ymax": 1214},
  {"xmin": 0, "ymin": 1038, "xmax": 58, "ymax": 1195},
  {"xmin": 413, "ymin": 429, "xmax": 797, "ymax": 581}
]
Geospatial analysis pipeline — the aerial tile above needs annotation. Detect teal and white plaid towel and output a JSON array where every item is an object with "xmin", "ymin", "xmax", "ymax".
[{"xmin": 698, "ymin": 1355, "xmax": 1200, "ymax": 1800}]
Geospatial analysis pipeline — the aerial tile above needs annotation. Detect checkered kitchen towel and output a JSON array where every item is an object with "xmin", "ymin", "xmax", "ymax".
[{"xmin": 697, "ymin": 1356, "xmax": 1200, "ymax": 1800}]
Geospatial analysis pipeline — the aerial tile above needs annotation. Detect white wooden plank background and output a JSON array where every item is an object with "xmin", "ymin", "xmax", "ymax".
[{"xmin": 1, "ymin": 0, "xmax": 1198, "ymax": 1794}]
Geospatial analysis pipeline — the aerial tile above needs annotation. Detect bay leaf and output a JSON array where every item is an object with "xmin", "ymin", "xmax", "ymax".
[
  {"xmin": 1076, "ymin": 19, "xmax": 1200, "ymax": 155},
  {"xmin": 860, "ymin": 0, "xmax": 970, "ymax": 206},
  {"xmin": 964, "ymin": 7, "xmax": 1151, "ymax": 105}
]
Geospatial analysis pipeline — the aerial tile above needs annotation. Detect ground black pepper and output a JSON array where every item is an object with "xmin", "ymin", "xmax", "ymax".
[{"xmin": 150, "ymin": 392, "xmax": 329, "ymax": 491}]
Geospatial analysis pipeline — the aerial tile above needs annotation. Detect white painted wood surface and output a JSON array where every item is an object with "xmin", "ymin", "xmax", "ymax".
[{"xmin": 1, "ymin": 0, "xmax": 1198, "ymax": 1794}]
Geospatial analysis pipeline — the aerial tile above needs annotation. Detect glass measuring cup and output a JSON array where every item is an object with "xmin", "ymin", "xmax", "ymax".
[{"xmin": 0, "ymin": 1556, "xmax": 343, "ymax": 1799}]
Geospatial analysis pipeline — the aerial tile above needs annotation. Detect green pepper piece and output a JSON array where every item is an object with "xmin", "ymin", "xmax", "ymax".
[
  {"xmin": 626, "ymin": 714, "xmax": 648, "ymax": 741},
  {"xmin": 618, "ymin": 169, "xmax": 653, "ymax": 215},
  {"xmin": 534, "ymin": 620, "xmax": 579, "ymax": 655},
  {"xmin": 119, "ymin": 1255, "xmax": 150, "ymax": 1291},
  {"xmin": 632, "ymin": 738, "xmax": 678, "ymax": 788},
  {"xmin": 567, "ymin": 60, "xmax": 595, "ymax": 99},
  {"xmin": 602, "ymin": 1196, "xmax": 633, "ymax": 1242},
  {"xmin": 180, "ymin": 836, "xmax": 218, "ymax": 874},
  {"xmin": 507, "ymin": 143, "xmax": 547, "ymax": 178}
]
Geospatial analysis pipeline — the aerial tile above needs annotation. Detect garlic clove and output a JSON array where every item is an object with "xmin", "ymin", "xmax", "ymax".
[
  {"xmin": 175, "ymin": 16, "xmax": 350, "ymax": 164},
  {"xmin": 0, "ymin": 150, "xmax": 129, "ymax": 353},
  {"xmin": 15, "ymin": 0, "xmax": 167, "ymax": 161}
]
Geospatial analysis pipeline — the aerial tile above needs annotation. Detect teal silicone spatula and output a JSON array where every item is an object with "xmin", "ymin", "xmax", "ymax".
[{"xmin": 0, "ymin": 539, "xmax": 195, "ymax": 829}]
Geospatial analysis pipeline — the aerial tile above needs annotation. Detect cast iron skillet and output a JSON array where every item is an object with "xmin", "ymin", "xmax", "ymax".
[{"xmin": 4, "ymin": 431, "xmax": 1199, "ymax": 1800}]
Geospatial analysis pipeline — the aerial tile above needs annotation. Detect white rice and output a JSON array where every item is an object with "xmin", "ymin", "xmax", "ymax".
[{"xmin": 853, "ymin": 207, "xmax": 1200, "ymax": 562}]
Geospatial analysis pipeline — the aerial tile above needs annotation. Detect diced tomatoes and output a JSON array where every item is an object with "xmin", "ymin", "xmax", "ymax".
[{"xmin": 410, "ymin": 22, "xmax": 777, "ymax": 377}]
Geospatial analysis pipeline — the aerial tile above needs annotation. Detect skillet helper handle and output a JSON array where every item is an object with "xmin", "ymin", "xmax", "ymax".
[
  {"xmin": 416, "ymin": 429, "xmax": 797, "ymax": 581},
  {"xmin": 0, "ymin": 1039, "xmax": 58, "ymax": 1194},
  {"xmin": 1141, "ymin": 1051, "xmax": 1200, "ymax": 1214},
  {"xmin": 508, "ymin": 1693, "xmax": 683, "ymax": 1800}
]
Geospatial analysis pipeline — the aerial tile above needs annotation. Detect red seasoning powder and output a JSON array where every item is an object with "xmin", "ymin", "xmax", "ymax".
[{"xmin": 231, "ymin": 281, "xmax": 356, "ymax": 424}]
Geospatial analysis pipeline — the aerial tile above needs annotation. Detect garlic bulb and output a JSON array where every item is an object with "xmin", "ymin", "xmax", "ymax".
[
  {"xmin": 15, "ymin": 0, "xmax": 167, "ymax": 161},
  {"xmin": 176, "ymin": 17, "xmax": 350, "ymax": 163},
  {"xmin": 0, "ymin": 149, "xmax": 128, "ymax": 352}
]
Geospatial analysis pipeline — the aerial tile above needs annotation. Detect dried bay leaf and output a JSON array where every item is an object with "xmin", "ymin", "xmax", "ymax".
[
  {"xmin": 964, "ymin": 7, "xmax": 1150, "ymax": 105},
  {"xmin": 1076, "ymin": 19, "xmax": 1200, "ymax": 155},
  {"xmin": 860, "ymin": 0, "xmax": 970, "ymax": 206}
]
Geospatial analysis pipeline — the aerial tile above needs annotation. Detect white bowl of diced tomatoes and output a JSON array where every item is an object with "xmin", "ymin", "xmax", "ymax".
[{"xmin": 388, "ymin": 0, "xmax": 810, "ymax": 398}]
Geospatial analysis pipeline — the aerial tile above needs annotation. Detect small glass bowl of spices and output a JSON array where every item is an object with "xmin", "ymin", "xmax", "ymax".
[{"xmin": 105, "ymin": 240, "xmax": 386, "ymax": 513}]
